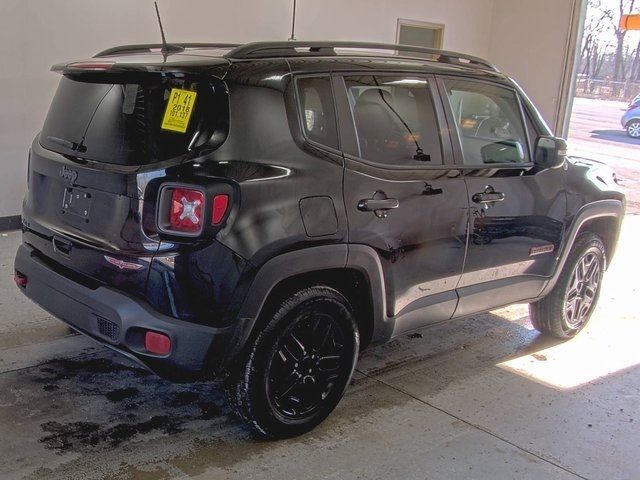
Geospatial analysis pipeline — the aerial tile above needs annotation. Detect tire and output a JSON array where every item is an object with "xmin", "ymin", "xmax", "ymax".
[
  {"xmin": 626, "ymin": 120, "xmax": 640, "ymax": 138},
  {"xmin": 529, "ymin": 233, "xmax": 606, "ymax": 339},
  {"xmin": 225, "ymin": 286, "xmax": 359, "ymax": 439}
]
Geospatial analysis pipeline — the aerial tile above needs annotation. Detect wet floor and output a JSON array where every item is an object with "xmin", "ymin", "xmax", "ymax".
[{"xmin": 0, "ymin": 218, "xmax": 639, "ymax": 480}]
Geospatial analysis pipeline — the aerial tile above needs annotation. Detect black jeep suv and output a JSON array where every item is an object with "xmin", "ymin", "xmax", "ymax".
[{"xmin": 15, "ymin": 41, "xmax": 625, "ymax": 438}]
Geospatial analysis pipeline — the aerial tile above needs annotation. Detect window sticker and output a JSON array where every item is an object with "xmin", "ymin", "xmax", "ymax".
[{"xmin": 161, "ymin": 88, "xmax": 197, "ymax": 133}]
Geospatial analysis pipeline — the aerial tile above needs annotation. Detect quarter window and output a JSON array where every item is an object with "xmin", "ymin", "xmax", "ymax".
[
  {"xmin": 344, "ymin": 76, "xmax": 442, "ymax": 165},
  {"xmin": 443, "ymin": 79, "xmax": 529, "ymax": 166},
  {"xmin": 296, "ymin": 77, "xmax": 339, "ymax": 149}
]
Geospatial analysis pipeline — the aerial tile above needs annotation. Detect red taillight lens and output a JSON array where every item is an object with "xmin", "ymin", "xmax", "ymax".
[
  {"xmin": 14, "ymin": 272, "xmax": 28, "ymax": 288},
  {"xmin": 170, "ymin": 188, "xmax": 204, "ymax": 233},
  {"xmin": 144, "ymin": 331, "xmax": 171, "ymax": 355},
  {"xmin": 212, "ymin": 194, "xmax": 229, "ymax": 225}
]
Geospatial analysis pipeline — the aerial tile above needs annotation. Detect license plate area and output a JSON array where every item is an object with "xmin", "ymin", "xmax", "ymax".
[{"xmin": 62, "ymin": 187, "xmax": 92, "ymax": 219}]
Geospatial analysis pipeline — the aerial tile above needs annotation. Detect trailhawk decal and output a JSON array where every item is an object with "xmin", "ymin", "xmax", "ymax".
[{"xmin": 529, "ymin": 244, "xmax": 555, "ymax": 257}]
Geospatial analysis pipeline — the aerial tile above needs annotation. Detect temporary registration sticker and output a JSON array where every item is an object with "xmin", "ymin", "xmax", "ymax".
[{"xmin": 161, "ymin": 88, "xmax": 197, "ymax": 133}]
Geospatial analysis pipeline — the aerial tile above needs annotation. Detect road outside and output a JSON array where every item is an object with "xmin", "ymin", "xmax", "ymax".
[{"xmin": 568, "ymin": 97, "xmax": 640, "ymax": 213}]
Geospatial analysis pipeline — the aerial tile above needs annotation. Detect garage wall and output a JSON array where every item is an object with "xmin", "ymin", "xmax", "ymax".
[
  {"xmin": 0, "ymin": 0, "xmax": 573, "ymax": 218},
  {"xmin": 487, "ymin": 0, "xmax": 579, "ymax": 133}
]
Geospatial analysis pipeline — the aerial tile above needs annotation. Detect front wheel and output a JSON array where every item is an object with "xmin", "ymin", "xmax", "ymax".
[
  {"xmin": 225, "ymin": 286, "xmax": 359, "ymax": 439},
  {"xmin": 626, "ymin": 121, "xmax": 640, "ymax": 138},
  {"xmin": 530, "ymin": 233, "xmax": 606, "ymax": 339}
]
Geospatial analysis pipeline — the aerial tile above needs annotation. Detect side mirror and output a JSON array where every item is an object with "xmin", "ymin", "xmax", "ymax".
[
  {"xmin": 480, "ymin": 140, "xmax": 525, "ymax": 164},
  {"xmin": 534, "ymin": 136, "xmax": 567, "ymax": 169}
]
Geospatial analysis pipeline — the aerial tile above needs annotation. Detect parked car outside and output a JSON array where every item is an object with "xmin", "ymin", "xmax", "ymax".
[
  {"xmin": 14, "ymin": 41, "xmax": 625, "ymax": 438},
  {"xmin": 622, "ymin": 103, "xmax": 640, "ymax": 138}
]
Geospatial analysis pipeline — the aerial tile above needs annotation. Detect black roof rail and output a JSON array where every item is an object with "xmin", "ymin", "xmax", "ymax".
[
  {"xmin": 94, "ymin": 43, "xmax": 240, "ymax": 57},
  {"xmin": 225, "ymin": 41, "xmax": 499, "ymax": 72}
]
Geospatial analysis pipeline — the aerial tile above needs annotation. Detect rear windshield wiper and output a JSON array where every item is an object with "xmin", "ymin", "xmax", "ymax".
[{"xmin": 46, "ymin": 136, "xmax": 87, "ymax": 154}]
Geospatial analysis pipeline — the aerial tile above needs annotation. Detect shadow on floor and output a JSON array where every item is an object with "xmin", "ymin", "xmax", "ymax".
[{"xmin": 590, "ymin": 129, "xmax": 640, "ymax": 146}]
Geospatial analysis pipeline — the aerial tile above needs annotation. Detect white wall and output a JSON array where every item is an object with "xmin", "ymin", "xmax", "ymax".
[
  {"xmin": 0, "ymin": 0, "xmax": 572, "ymax": 217},
  {"xmin": 487, "ymin": 0, "xmax": 577, "ymax": 132}
]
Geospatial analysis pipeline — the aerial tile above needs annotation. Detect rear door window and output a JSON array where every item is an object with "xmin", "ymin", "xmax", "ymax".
[
  {"xmin": 296, "ymin": 76, "xmax": 339, "ymax": 149},
  {"xmin": 41, "ymin": 76, "xmax": 228, "ymax": 165},
  {"xmin": 344, "ymin": 75, "xmax": 442, "ymax": 165}
]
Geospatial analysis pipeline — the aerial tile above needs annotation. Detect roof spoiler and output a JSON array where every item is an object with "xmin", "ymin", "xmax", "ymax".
[{"xmin": 94, "ymin": 43, "xmax": 240, "ymax": 57}]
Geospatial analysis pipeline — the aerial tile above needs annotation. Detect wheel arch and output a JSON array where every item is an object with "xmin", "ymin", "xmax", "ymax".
[
  {"xmin": 540, "ymin": 199, "xmax": 624, "ymax": 297},
  {"xmin": 226, "ymin": 244, "xmax": 389, "ymax": 365},
  {"xmin": 576, "ymin": 215, "xmax": 620, "ymax": 266},
  {"xmin": 252, "ymin": 268, "xmax": 376, "ymax": 349}
]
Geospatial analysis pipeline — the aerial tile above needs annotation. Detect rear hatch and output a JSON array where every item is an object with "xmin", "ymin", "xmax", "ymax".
[{"xmin": 23, "ymin": 53, "xmax": 230, "ymax": 298}]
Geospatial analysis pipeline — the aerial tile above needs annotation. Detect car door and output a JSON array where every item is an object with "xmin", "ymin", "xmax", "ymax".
[
  {"xmin": 334, "ymin": 73, "xmax": 469, "ymax": 335},
  {"xmin": 437, "ymin": 76, "xmax": 566, "ymax": 317}
]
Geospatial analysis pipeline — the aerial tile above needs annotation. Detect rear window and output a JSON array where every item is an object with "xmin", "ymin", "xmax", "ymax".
[
  {"xmin": 296, "ymin": 76, "xmax": 339, "ymax": 149},
  {"xmin": 41, "ymin": 76, "xmax": 228, "ymax": 165}
]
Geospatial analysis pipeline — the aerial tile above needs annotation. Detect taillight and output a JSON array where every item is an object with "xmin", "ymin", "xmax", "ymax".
[
  {"xmin": 212, "ymin": 194, "xmax": 229, "ymax": 225},
  {"xmin": 170, "ymin": 188, "xmax": 204, "ymax": 233},
  {"xmin": 156, "ymin": 184, "xmax": 231, "ymax": 237}
]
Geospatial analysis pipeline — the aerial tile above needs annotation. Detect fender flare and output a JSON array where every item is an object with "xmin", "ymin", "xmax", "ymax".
[
  {"xmin": 238, "ymin": 244, "xmax": 348, "ymax": 321},
  {"xmin": 539, "ymin": 199, "xmax": 624, "ymax": 297},
  {"xmin": 226, "ymin": 243, "xmax": 390, "ymax": 361}
]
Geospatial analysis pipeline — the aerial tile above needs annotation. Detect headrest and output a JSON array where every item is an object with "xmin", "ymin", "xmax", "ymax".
[{"xmin": 355, "ymin": 88, "xmax": 393, "ymax": 106}]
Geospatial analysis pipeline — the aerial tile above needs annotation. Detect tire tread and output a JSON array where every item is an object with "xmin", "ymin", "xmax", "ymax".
[
  {"xmin": 224, "ymin": 285, "xmax": 358, "ymax": 438},
  {"xmin": 529, "ymin": 232, "xmax": 606, "ymax": 339}
]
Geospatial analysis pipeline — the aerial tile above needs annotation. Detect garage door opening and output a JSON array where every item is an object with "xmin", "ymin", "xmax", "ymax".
[{"xmin": 566, "ymin": 0, "xmax": 640, "ymax": 214}]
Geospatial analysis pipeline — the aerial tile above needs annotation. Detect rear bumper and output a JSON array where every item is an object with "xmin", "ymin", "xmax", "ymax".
[{"xmin": 14, "ymin": 243, "xmax": 236, "ymax": 380}]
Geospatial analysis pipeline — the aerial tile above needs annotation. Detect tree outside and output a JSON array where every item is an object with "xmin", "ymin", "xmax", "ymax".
[{"xmin": 577, "ymin": 0, "xmax": 640, "ymax": 100}]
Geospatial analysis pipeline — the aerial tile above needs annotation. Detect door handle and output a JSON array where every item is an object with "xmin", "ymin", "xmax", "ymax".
[
  {"xmin": 422, "ymin": 183, "xmax": 443, "ymax": 196},
  {"xmin": 358, "ymin": 198, "xmax": 400, "ymax": 211},
  {"xmin": 358, "ymin": 191, "xmax": 400, "ymax": 218},
  {"xmin": 472, "ymin": 186, "xmax": 505, "ymax": 204}
]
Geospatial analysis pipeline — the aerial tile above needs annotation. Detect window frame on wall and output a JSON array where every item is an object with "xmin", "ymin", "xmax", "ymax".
[
  {"xmin": 436, "ymin": 75, "xmax": 535, "ymax": 171},
  {"xmin": 396, "ymin": 19, "xmax": 445, "ymax": 50}
]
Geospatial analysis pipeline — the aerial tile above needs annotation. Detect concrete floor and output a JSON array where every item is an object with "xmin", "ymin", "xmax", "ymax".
[
  {"xmin": 0, "ymin": 215, "xmax": 639, "ymax": 480},
  {"xmin": 1, "ymin": 100, "xmax": 639, "ymax": 479}
]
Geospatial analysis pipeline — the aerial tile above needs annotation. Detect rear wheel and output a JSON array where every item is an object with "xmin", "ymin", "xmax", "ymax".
[
  {"xmin": 225, "ymin": 286, "xmax": 359, "ymax": 439},
  {"xmin": 530, "ymin": 233, "xmax": 606, "ymax": 339},
  {"xmin": 626, "ymin": 120, "xmax": 640, "ymax": 138}
]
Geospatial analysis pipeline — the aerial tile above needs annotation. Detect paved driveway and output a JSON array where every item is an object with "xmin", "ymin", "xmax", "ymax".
[{"xmin": 568, "ymin": 97, "xmax": 640, "ymax": 213}]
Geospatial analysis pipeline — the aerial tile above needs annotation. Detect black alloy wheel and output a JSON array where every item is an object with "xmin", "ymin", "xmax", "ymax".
[
  {"xmin": 266, "ymin": 311, "xmax": 351, "ymax": 420},
  {"xmin": 530, "ymin": 233, "xmax": 606, "ymax": 339},
  {"xmin": 225, "ymin": 286, "xmax": 359, "ymax": 438}
]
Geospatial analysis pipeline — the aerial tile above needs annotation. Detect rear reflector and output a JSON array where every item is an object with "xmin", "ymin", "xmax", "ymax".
[
  {"xmin": 144, "ymin": 331, "xmax": 172, "ymax": 355},
  {"xmin": 212, "ymin": 194, "xmax": 229, "ymax": 225},
  {"xmin": 14, "ymin": 272, "xmax": 28, "ymax": 288}
]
